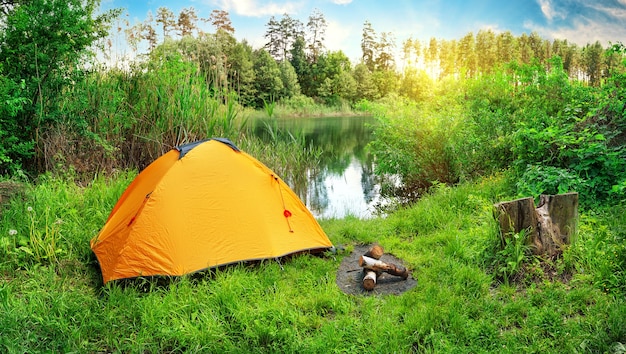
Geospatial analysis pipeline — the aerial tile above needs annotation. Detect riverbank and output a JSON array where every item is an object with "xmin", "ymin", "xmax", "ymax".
[
  {"xmin": 244, "ymin": 98, "xmax": 371, "ymax": 120},
  {"xmin": 249, "ymin": 114, "xmax": 379, "ymax": 219},
  {"xmin": 0, "ymin": 173, "xmax": 624, "ymax": 352}
]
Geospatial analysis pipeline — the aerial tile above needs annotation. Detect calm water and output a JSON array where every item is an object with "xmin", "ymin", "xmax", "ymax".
[{"xmin": 252, "ymin": 115, "xmax": 382, "ymax": 219}]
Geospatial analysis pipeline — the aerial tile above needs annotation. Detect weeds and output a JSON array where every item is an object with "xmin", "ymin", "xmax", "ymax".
[
  {"xmin": 494, "ymin": 230, "xmax": 533, "ymax": 285},
  {"xmin": 16, "ymin": 206, "xmax": 65, "ymax": 265},
  {"xmin": 262, "ymin": 97, "xmax": 276, "ymax": 118},
  {"xmin": 1, "ymin": 173, "xmax": 625, "ymax": 352}
]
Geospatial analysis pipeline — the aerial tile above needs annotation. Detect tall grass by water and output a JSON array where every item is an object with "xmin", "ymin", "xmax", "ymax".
[
  {"xmin": 45, "ymin": 55, "xmax": 331, "ymax": 193},
  {"xmin": 48, "ymin": 54, "xmax": 248, "ymax": 176},
  {"xmin": 1, "ymin": 173, "xmax": 624, "ymax": 352}
]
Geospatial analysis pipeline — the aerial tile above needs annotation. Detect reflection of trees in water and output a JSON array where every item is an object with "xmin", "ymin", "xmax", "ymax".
[
  {"xmin": 252, "ymin": 116, "xmax": 378, "ymax": 217},
  {"xmin": 306, "ymin": 117, "xmax": 373, "ymax": 214},
  {"xmin": 305, "ymin": 167, "xmax": 328, "ymax": 215},
  {"xmin": 360, "ymin": 153, "xmax": 378, "ymax": 203},
  {"xmin": 289, "ymin": 168, "xmax": 313, "ymax": 205}
]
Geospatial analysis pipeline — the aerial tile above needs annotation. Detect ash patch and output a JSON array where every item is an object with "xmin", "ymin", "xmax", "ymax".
[{"xmin": 335, "ymin": 244, "xmax": 417, "ymax": 296}]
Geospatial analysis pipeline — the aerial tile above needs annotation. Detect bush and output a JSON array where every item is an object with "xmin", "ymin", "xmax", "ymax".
[
  {"xmin": 516, "ymin": 165, "xmax": 583, "ymax": 200},
  {"xmin": 368, "ymin": 94, "xmax": 460, "ymax": 199},
  {"xmin": 451, "ymin": 70, "xmax": 519, "ymax": 178},
  {"xmin": 512, "ymin": 85, "xmax": 626, "ymax": 206},
  {"xmin": 0, "ymin": 74, "xmax": 32, "ymax": 175}
]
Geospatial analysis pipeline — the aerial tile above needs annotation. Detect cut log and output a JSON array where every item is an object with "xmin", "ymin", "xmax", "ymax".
[
  {"xmin": 493, "ymin": 193, "xmax": 578, "ymax": 256},
  {"xmin": 364, "ymin": 244, "xmax": 384, "ymax": 260},
  {"xmin": 362, "ymin": 270, "xmax": 377, "ymax": 290},
  {"xmin": 359, "ymin": 255, "xmax": 410, "ymax": 279}
]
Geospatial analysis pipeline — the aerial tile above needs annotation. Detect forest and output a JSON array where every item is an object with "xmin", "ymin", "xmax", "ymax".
[
  {"xmin": 1, "ymin": 1, "xmax": 624, "ymax": 177},
  {"xmin": 0, "ymin": 1, "xmax": 625, "ymax": 352}
]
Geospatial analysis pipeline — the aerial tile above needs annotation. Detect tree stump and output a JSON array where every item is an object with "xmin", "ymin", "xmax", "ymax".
[{"xmin": 493, "ymin": 193, "xmax": 578, "ymax": 256}]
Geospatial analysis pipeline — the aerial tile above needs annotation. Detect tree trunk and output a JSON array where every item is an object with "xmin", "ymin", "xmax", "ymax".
[{"xmin": 493, "ymin": 193, "xmax": 578, "ymax": 256}]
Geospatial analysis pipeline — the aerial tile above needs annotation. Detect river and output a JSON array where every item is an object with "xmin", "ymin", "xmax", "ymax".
[{"xmin": 252, "ymin": 115, "xmax": 384, "ymax": 219}]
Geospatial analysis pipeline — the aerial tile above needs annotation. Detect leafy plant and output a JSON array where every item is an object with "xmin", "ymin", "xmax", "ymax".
[
  {"xmin": 0, "ymin": 75, "xmax": 32, "ymax": 174},
  {"xmin": 0, "ymin": 0, "xmax": 119, "ymax": 174},
  {"xmin": 493, "ymin": 229, "xmax": 533, "ymax": 285},
  {"xmin": 15, "ymin": 205, "xmax": 65, "ymax": 265},
  {"xmin": 368, "ymin": 93, "xmax": 461, "ymax": 201},
  {"xmin": 516, "ymin": 165, "xmax": 583, "ymax": 200}
]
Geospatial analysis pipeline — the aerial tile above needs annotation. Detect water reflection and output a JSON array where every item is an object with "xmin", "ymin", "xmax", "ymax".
[{"xmin": 252, "ymin": 115, "xmax": 383, "ymax": 219}]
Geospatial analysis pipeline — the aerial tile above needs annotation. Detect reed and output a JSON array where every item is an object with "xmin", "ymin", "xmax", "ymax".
[{"xmin": 51, "ymin": 54, "xmax": 248, "ymax": 174}]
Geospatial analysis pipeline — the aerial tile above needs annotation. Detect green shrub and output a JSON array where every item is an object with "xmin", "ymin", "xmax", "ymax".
[
  {"xmin": 512, "ymin": 101, "xmax": 626, "ymax": 206},
  {"xmin": 54, "ymin": 53, "xmax": 247, "ymax": 174},
  {"xmin": 493, "ymin": 230, "xmax": 533, "ymax": 285},
  {"xmin": 368, "ymin": 94, "xmax": 461, "ymax": 199},
  {"xmin": 0, "ymin": 74, "xmax": 32, "ymax": 175},
  {"xmin": 516, "ymin": 165, "xmax": 583, "ymax": 200},
  {"xmin": 456, "ymin": 69, "xmax": 518, "ymax": 176}
]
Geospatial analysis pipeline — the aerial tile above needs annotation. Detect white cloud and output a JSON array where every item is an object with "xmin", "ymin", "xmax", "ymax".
[
  {"xmin": 587, "ymin": 1, "xmax": 626, "ymax": 21},
  {"xmin": 331, "ymin": 0, "xmax": 353, "ymax": 4},
  {"xmin": 537, "ymin": 0, "xmax": 567, "ymax": 22},
  {"xmin": 214, "ymin": 0, "xmax": 302, "ymax": 17},
  {"xmin": 524, "ymin": 17, "xmax": 624, "ymax": 46},
  {"xmin": 526, "ymin": 0, "xmax": 626, "ymax": 46},
  {"xmin": 478, "ymin": 23, "xmax": 503, "ymax": 34}
]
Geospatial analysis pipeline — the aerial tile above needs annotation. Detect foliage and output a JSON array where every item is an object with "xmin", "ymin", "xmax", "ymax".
[
  {"xmin": 264, "ymin": 13, "xmax": 304, "ymax": 62},
  {"xmin": 0, "ymin": 73, "xmax": 32, "ymax": 174},
  {"xmin": 486, "ymin": 229, "xmax": 534, "ymax": 286},
  {"xmin": 455, "ymin": 69, "xmax": 518, "ymax": 174},
  {"xmin": 398, "ymin": 67, "xmax": 434, "ymax": 102},
  {"xmin": 516, "ymin": 165, "xmax": 583, "ymax": 200},
  {"xmin": 110, "ymin": 7, "xmax": 626, "ymax": 114},
  {"xmin": 310, "ymin": 50, "xmax": 356, "ymax": 104},
  {"xmin": 368, "ymin": 55, "xmax": 626, "ymax": 208},
  {"xmin": 367, "ymin": 87, "xmax": 465, "ymax": 200},
  {"xmin": 1, "ymin": 174, "xmax": 625, "ymax": 352},
  {"xmin": 511, "ymin": 59, "xmax": 626, "ymax": 206},
  {"xmin": 172, "ymin": 33, "xmax": 255, "ymax": 103},
  {"xmin": 278, "ymin": 60, "xmax": 301, "ymax": 99},
  {"xmin": 52, "ymin": 51, "xmax": 247, "ymax": 173},
  {"xmin": 0, "ymin": 0, "xmax": 119, "ymax": 173},
  {"xmin": 4, "ymin": 2, "xmax": 625, "ymax": 177},
  {"xmin": 265, "ymin": 95, "xmax": 355, "ymax": 118},
  {"xmin": 352, "ymin": 63, "xmax": 379, "ymax": 101},
  {"xmin": 252, "ymin": 49, "xmax": 284, "ymax": 109},
  {"xmin": 241, "ymin": 127, "xmax": 323, "ymax": 195}
]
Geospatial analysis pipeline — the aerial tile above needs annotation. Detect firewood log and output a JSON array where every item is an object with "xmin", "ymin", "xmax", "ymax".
[
  {"xmin": 359, "ymin": 255, "xmax": 410, "ymax": 279},
  {"xmin": 362, "ymin": 270, "xmax": 377, "ymax": 290},
  {"xmin": 364, "ymin": 244, "xmax": 384, "ymax": 260}
]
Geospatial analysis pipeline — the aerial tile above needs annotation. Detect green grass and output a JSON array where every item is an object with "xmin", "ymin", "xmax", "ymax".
[{"xmin": 0, "ymin": 173, "xmax": 625, "ymax": 353}]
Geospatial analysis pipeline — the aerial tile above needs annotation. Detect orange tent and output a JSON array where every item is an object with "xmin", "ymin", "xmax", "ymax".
[{"xmin": 90, "ymin": 138, "xmax": 333, "ymax": 284}]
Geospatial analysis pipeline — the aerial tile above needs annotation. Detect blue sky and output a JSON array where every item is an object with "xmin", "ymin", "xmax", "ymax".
[{"xmin": 100, "ymin": 0, "xmax": 626, "ymax": 62}]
